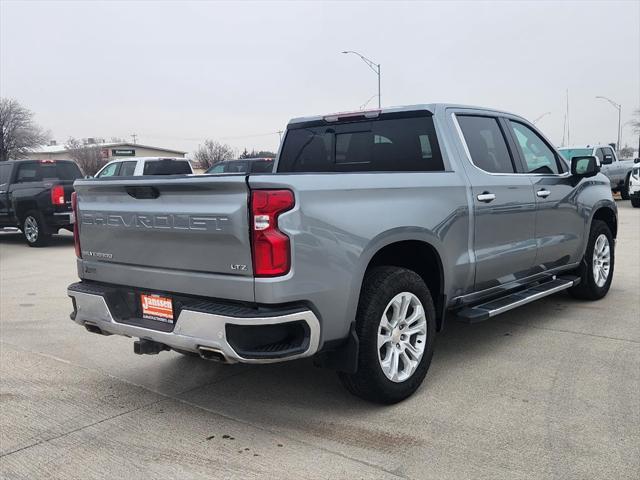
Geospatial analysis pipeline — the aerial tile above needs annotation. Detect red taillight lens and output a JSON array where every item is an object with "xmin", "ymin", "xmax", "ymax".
[
  {"xmin": 250, "ymin": 189, "xmax": 294, "ymax": 277},
  {"xmin": 71, "ymin": 192, "xmax": 81, "ymax": 258},
  {"xmin": 51, "ymin": 185, "xmax": 65, "ymax": 205}
]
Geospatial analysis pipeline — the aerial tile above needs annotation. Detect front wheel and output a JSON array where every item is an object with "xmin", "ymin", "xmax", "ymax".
[
  {"xmin": 568, "ymin": 220, "xmax": 614, "ymax": 300},
  {"xmin": 631, "ymin": 196, "xmax": 640, "ymax": 208},
  {"xmin": 338, "ymin": 266, "xmax": 436, "ymax": 404},
  {"xmin": 22, "ymin": 211, "xmax": 51, "ymax": 247},
  {"xmin": 620, "ymin": 175, "xmax": 631, "ymax": 200}
]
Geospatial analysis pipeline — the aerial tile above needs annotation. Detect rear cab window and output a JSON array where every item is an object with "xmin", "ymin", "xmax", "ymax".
[
  {"xmin": 277, "ymin": 113, "xmax": 444, "ymax": 173},
  {"xmin": 15, "ymin": 161, "xmax": 82, "ymax": 183},
  {"xmin": 143, "ymin": 159, "xmax": 192, "ymax": 175}
]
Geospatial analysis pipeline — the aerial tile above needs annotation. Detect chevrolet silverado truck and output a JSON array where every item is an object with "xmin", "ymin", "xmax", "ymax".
[
  {"xmin": 68, "ymin": 104, "xmax": 617, "ymax": 404},
  {"xmin": 0, "ymin": 159, "xmax": 82, "ymax": 246},
  {"xmin": 559, "ymin": 145, "xmax": 638, "ymax": 199}
]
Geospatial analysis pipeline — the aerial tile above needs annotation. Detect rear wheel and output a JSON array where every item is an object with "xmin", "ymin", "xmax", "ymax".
[
  {"xmin": 22, "ymin": 211, "xmax": 51, "ymax": 247},
  {"xmin": 338, "ymin": 266, "xmax": 436, "ymax": 404},
  {"xmin": 569, "ymin": 220, "xmax": 614, "ymax": 300}
]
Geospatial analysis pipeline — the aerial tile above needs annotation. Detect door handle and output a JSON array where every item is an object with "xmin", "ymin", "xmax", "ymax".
[
  {"xmin": 536, "ymin": 189, "xmax": 551, "ymax": 198},
  {"xmin": 476, "ymin": 192, "xmax": 496, "ymax": 203}
]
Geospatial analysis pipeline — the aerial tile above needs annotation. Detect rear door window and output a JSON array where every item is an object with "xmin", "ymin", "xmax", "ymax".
[
  {"xmin": 457, "ymin": 116, "xmax": 515, "ymax": 174},
  {"xmin": 278, "ymin": 115, "xmax": 444, "ymax": 172},
  {"xmin": 118, "ymin": 161, "xmax": 137, "ymax": 176}
]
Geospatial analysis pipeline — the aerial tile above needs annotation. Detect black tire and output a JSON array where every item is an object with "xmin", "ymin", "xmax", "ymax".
[
  {"xmin": 568, "ymin": 220, "xmax": 614, "ymax": 300},
  {"xmin": 22, "ymin": 211, "xmax": 51, "ymax": 247},
  {"xmin": 620, "ymin": 174, "xmax": 630, "ymax": 200},
  {"xmin": 631, "ymin": 197, "xmax": 640, "ymax": 208},
  {"xmin": 338, "ymin": 266, "xmax": 436, "ymax": 404}
]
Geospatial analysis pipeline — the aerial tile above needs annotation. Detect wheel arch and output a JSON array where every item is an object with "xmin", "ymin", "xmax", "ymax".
[
  {"xmin": 356, "ymin": 234, "xmax": 447, "ymax": 332},
  {"xmin": 591, "ymin": 204, "xmax": 617, "ymax": 239}
]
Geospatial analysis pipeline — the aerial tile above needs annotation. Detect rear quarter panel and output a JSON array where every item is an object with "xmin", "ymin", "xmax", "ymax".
[{"xmin": 249, "ymin": 172, "xmax": 471, "ymax": 343}]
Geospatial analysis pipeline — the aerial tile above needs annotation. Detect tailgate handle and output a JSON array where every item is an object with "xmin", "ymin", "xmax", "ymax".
[{"xmin": 126, "ymin": 186, "xmax": 160, "ymax": 199}]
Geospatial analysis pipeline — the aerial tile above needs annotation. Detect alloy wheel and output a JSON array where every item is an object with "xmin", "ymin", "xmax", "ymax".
[{"xmin": 377, "ymin": 292, "xmax": 427, "ymax": 383}]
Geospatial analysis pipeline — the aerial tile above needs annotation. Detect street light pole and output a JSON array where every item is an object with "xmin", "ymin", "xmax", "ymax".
[
  {"xmin": 342, "ymin": 51, "xmax": 381, "ymax": 109},
  {"xmin": 596, "ymin": 96, "xmax": 622, "ymax": 152}
]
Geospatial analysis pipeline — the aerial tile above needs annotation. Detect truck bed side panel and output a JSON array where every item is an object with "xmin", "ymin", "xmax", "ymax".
[{"xmin": 249, "ymin": 172, "xmax": 471, "ymax": 343}]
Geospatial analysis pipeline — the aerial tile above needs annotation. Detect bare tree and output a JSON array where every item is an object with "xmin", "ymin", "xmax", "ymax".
[
  {"xmin": 65, "ymin": 137, "xmax": 107, "ymax": 176},
  {"xmin": 0, "ymin": 98, "xmax": 50, "ymax": 161},
  {"xmin": 631, "ymin": 109, "xmax": 640, "ymax": 157},
  {"xmin": 631, "ymin": 109, "xmax": 640, "ymax": 134},
  {"xmin": 193, "ymin": 140, "xmax": 236, "ymax": 169}
]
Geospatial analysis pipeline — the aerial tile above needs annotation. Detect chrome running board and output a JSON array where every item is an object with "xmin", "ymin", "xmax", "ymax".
[{"xmin": 456, "ymin": 276, "xmax": 580, "ymax": 323}]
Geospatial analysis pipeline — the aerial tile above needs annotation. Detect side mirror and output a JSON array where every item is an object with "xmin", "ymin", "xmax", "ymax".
[
  {"xmin": 602, "ymin": 154, "xmax": 613, "ymax": 165},
  {"xmin": 634, "ymin": 158, "xmax": 640, "ymax": 164},
  {"xmin": 571, "ymin": 156, "xmax": 599, "ymax": 178},
  {"xmin": 85, "ymin": 175, "xmax": 93, "ymax": 179}
]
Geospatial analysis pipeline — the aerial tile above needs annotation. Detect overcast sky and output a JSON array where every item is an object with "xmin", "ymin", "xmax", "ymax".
[{"xmin": 1, "ymin": 0, "xmax": 638, "ymax": 155}]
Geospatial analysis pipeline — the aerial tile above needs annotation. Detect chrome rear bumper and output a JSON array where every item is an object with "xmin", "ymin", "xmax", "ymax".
[{"xmin": 68, "ymin": 283, "xmax": 320, "ymax": 364}]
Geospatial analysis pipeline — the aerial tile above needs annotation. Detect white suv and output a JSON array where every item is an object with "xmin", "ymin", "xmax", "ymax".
[
  {"xmin": 95, "ymin": 157, "xmax": 193, "ymax": 178},
  {"xmin": 629, "ymin": 164, "xmax": 640, "ymax": 208}
]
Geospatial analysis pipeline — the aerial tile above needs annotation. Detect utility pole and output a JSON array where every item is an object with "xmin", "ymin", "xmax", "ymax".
[
  {"xmin": 595, "ymin": 96, "xmax": 622, "ymax": 153},
  {"xmin": 342, "ymin": 51, "xmax": 381, "ymax": 109},
  {"xmin": 131, "ymin": 133, "xmax": 138, "ymax": 145}
]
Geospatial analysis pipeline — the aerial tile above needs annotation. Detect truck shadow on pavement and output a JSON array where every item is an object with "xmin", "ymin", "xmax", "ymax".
[{"xmin": 166, "ymin": 292, "xmax": 582, "ymax": 421}]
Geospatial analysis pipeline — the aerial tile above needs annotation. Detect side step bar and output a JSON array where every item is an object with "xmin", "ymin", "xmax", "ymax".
[{"xmin": 456, "ymin": 276, "xmax": 579, "ymax": 323}]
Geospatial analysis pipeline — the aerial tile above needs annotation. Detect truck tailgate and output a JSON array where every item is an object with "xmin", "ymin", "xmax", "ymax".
[{"xmin": 74, "ymin": 175, "xmax": 254, "ymax": 301}]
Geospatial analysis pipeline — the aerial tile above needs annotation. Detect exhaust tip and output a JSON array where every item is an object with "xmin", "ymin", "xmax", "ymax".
[
  {"xmin": 198, "ymin": 347, "xmax": 228, "ymax": 363},
  {"xmin": 84, "ymin": 323, "xmax": 103, "ymax": 335}
]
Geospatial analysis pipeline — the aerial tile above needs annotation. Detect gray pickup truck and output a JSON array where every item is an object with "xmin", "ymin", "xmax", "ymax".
[
  {"xmin": 559, "ymin": 145, "xmax": 637, "ymax": 199},
  {"xmin": 68, "ymin": 104, "xmax": 617, "ymax": 404}
]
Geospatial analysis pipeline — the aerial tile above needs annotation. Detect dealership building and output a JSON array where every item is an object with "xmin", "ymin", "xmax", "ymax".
[{"xmin": 26, "ymin": 141, "xmax": 187, "ymax": 161}]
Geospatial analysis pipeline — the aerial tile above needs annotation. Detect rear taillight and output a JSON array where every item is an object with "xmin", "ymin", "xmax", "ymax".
[
  {"xmin": 51, "ymin": 185, "xmax": 65, "ymax": 205},
  {"xmin": 71, "ymin": 192, "xmax": 81, "ymax": 258},
  {"xmin": 250, "ymin": 189, "xmax": 294, "ymax": 277}
]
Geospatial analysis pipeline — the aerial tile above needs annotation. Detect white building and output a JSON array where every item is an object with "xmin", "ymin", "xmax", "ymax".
[{"xmin": 27, "ymin": 141, "xmax": 186, "ymax": 161}]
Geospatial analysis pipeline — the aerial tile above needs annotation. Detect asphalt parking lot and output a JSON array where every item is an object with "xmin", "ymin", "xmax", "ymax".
[{"xmin": 0, "ymin": 201, "xmax": 638, "ymax": 480}]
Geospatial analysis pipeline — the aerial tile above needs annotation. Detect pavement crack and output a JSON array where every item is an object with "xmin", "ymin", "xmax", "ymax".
[
  {"xmin": 498, "ymin": 320, "xmax": 640, "ymax": 344},
  {"xmin": 0, "ymin": 398, "xmax": 168, "ymax": 459},
  {"xmin": 0, "ymin": 342, "xmax": 408, "ymax": 479}
]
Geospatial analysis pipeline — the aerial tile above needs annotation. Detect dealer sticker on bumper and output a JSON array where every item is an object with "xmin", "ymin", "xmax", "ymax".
[{"xmin": 141, "ymin": 294, "xmax": 174, "ymax": 323}]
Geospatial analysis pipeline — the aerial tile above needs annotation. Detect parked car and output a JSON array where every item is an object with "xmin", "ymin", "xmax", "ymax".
[
  {"xmin": 68, "ymin": 104, "xmax": 617, "ymax": 404},
  {"xmin": 629, "ymin": 164, "xmax": 640, "ymax": 208},
  {"xmin": 94, "ymin": 157, "xmax": 193, "ymax": 178},
  {"xmin": 205, "ymin": 158, "xmax": 275, "ymax": 174},
  {"xmin": 0, "ymin": 159, "xmax": 82, "ymax": 246},
  {"xmin": 558, "ymin": 145, "xmax": 637, "ymax": 199}
]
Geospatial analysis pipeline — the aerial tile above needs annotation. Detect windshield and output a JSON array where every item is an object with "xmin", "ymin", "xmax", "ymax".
[{"xmin": 558, "ymin": 148, "xmax": 592, "ymax": 160}]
